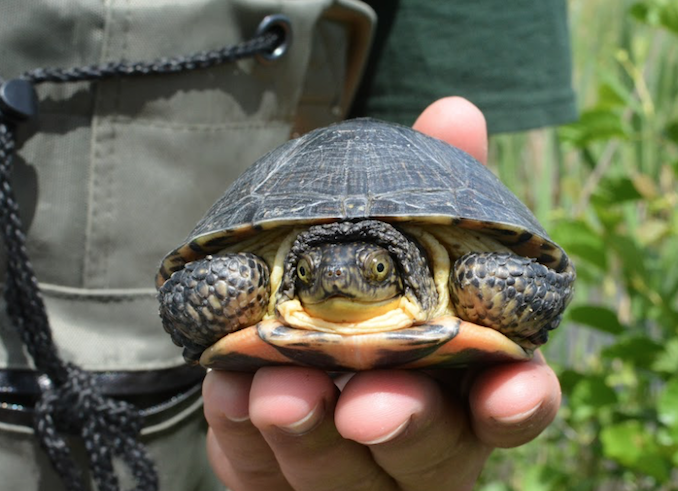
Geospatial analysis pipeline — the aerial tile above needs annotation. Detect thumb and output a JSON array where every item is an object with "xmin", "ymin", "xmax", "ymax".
[{"xmin": 413, "ymin": 96, "xmax": 488, "ymax": 164}]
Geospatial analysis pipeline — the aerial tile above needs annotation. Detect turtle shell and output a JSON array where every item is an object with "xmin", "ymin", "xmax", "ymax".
[{"xmin": 158, "ymin": 118, "xmax": 569, "ymax": 286}]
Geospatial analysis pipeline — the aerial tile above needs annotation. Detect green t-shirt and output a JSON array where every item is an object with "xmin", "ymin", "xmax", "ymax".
[{"xmin": 351, "ymin": 0, "xmax": 577, "ymax": 133}]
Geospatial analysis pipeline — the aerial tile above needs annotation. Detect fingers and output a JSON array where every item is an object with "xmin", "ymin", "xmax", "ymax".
[
  {"xmin": 335, "ymin": 371, "xmax": 492, "ymax": 491},
  {"xmin": 204, "ymin": 97, "xmax": 558, "ymax": 491},
  {"xmin": 468, "ymin": 351, "xmax": 561, "ymax": 448},
  {"xmin": 206, "ymin": 367, "xmax": 398, "ymax": 491},
  {"xmin": 414, "ymin": 97, "xmax": 560, "ymax": 449},
  {"xmin": 413, "ymin": 96, "xmax": 488, "ymax": 164},
  {"xmin": 203, "ymin": 370, "xmax": 292, "ymax": 491},
  {"xmin": 248, "ymin": 367, "xmax": 398, "ymax": 491},
  {"xmin": 205, "ymin": 361, "xmax": 559, "ymax": 491}
]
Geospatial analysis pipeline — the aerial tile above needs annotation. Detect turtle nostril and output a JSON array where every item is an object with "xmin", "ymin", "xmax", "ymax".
[{"xmin": 335, "ymin": 269, "xmax": 342, "ymax": 276}]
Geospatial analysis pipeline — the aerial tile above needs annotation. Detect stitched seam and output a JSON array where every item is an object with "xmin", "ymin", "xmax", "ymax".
[
  {"xmin": 42, "ymin": 291, "xmax": 157, "ymax": 303},
  {"xmin": 98, "ymin": 0, "xmax": 132, "ymax": 286},
  {"xmin": 83, "ymin": 0, "xmax": 116, "ymax": 287}
]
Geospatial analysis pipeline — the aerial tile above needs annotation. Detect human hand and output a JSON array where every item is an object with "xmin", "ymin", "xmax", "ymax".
[{"xmin": 202, "ymin": 97, "xmax": 562, "ymax": 491}]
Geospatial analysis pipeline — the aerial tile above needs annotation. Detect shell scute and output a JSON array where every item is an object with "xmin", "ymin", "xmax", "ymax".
[{"xmin": 158, "ymin": 119, "xmax": 567, "ymax": 285}]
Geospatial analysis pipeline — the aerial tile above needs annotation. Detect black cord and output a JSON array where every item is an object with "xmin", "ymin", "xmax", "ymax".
[
  {"xmin": 0, "ymin": 15, "xmax": 290, "ymax": 491},
  {"xmin": 24, "ymin": 30, "xmax": 280, "ymax": 84}
]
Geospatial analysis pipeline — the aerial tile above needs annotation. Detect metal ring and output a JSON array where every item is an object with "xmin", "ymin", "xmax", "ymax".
[{"xmin": 255, "ymin": 14, "xmax": 292, "ymax": 63}]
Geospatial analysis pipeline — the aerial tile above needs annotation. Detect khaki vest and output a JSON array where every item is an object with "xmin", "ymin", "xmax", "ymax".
[{"xmin": 0, "ymin": 1, "xmax": 374, "ymax": 489}]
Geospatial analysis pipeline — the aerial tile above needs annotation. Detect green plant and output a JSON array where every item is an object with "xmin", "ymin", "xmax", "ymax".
[{"xmin": 479, "ymin": 1, "xmax": 678, "ymax": 489}]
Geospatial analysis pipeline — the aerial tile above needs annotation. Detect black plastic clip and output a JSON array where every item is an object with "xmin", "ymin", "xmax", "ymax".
[{"xmin": 0, "ymin": 78, "xmax": 38, "ymax": 124}]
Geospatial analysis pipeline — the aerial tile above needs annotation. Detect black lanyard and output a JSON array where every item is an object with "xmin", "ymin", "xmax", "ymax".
[{"xmin": 0, "ymin": 14, "xmax": 290, "ymax": 491}]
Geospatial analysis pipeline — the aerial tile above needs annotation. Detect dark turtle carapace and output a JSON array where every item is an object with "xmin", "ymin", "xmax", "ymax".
[{"xmin": 156, "ymin": 119, "xmax": 575, "ymax": 371}]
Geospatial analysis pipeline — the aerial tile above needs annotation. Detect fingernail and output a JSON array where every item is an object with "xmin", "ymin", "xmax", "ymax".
[
  {"xmin": 226, "ymin": 413, "xmax": 250, "ymax": 424},
  {"xmin": 223, "ymin": 401, "xmax": 250, "ymax": 423},
  {"xmin": 278, "ymin": 402, "xmax": 324, "ymax": 435},
  {"xmin": 204, "ymin": 371, "xmax": 252, "ymax": 424},
  {"xmin": 359, "ymin": 419, "xmax": 410, "ymax": 445},
  {"xmin": 333, "ymin": 372, "xmax": 355, "ymax": 391},
  {"xmin": 493, "ymin": 400, "xmax": 542, "ymax": 425}
]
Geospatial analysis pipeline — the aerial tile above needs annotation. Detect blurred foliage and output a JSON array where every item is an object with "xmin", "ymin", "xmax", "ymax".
[{"xmin": 480, "ymin": 0, "xmax": 678, "ymax": 489}]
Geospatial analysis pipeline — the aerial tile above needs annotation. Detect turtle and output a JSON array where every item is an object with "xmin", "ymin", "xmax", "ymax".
[{"xmin": 156, "ymin": 118, "xmax": 575, "ymax": 371}]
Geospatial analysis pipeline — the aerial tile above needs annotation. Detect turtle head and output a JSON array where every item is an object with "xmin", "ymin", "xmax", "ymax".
[
  {"xmin": 295, "ymin": 242, "xmax": 403, "ymax": 322},
  {"xmin": 274, "ymin": 220, "xmax": 438, "ymax": 333}
]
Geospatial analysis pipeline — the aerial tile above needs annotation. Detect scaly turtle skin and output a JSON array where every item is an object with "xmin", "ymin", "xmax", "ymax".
[{"xmin": 156, "ymin": 118, "xmax": 575, "ymax": 371}]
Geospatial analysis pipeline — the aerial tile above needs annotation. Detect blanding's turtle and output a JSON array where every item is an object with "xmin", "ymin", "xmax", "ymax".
[{"xmin": 156, "ymin": 119, "xmax": 575, "ymax": 371}]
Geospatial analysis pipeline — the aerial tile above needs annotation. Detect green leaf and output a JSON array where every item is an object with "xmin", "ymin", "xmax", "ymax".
[
  {"xmin": 593, "ymin": 176, "xmax": 644, "ymax": 205},
  {"xmin": 602, "ymin": 335, "xmax": 663, "ymax": 368},
  {"xmin": 591, "ymin": 203, "xmax": 626, "ymax": 232},
  {"xmin": 608, "ymin": 233, "xmax": 648, "ymax": 282},
  {"xmin": 569, "ymin": 376, "xmax": 618, "ymax": 420},
  {"xmin": 601, "ymin": 420, "xmax": 670, "ymax": 481},
  {"xmin": 477, "ymin": 483, "xmax": 512, "ymax": 491},
  {"xmin": 568, "ymin": 305, "xmax": 625, "ymax": 335},
  {"xmin": 597, "ymin": 81, "xmax": 631, "ymax": 110},
  {"xmin": 652, "ymin": 338, "xmax": 678, "ymax": 374},
  {"xmin": 658, "ymin": 377, "xmax": 678, "ymax": 427},
  {"xmin": 657, "ymin": 236, "xmax": 678, "ymax": 300},
  {"xmin": 658, "ymin": 0, "xmax": 678, "ymax": 34},
  {"xmin": 549, "ymin": 219, "xmax": 607, "ymax": 272},
  {"xmin": 559, "ymin": 108, "xmax": 628, "ymax": 147},
  {"xmin": 522, "ymin": 466, "xmax": 566, "ymax": 491},
  {"xmin": 637, "ymin": 219, "xmax": 670, "ymax": 246},
  {"xmin": 630, "ymin": 0, "xmax": 678, "ymax": 35},
  {"xmin": 631, "ymin": 173, "xmax": 658, "ymax": 200},
  {"xmin": 665, "ymin": 120, "xmax": 678, "ymax": 145},
  {"xmin": 556, "ymin": 369, "xmax": 586, "ymax": 395},
  {"xmin": 629, "ymin": 2, "xmax": 651, "ymax": 22},
  {"xmin": 571, "ymin": 376, "xmax": 618, "ymax": 407}
]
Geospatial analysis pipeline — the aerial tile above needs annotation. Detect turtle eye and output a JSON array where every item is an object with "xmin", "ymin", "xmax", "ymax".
[
  {"xmin": 364, "ymin": 251, "xmax": 392, "ymax": 283},
  {"xmin": 297, "ymin": 257, "xmax": 313, "ymax": 284}
]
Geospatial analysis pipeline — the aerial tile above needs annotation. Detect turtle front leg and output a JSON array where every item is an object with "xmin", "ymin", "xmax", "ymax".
[
  {"xmin": 449, "ymin": 252, "xmax": 575, "ymax": 351},
  {"xmin": 157, "ymin": 253, "xmax": 270, "ymax": 363}
]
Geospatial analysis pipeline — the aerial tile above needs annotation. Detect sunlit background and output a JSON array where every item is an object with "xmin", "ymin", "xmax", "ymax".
[{"xmin": 479, "ymin": 0, "xmax": 678, "ymax": 489}]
